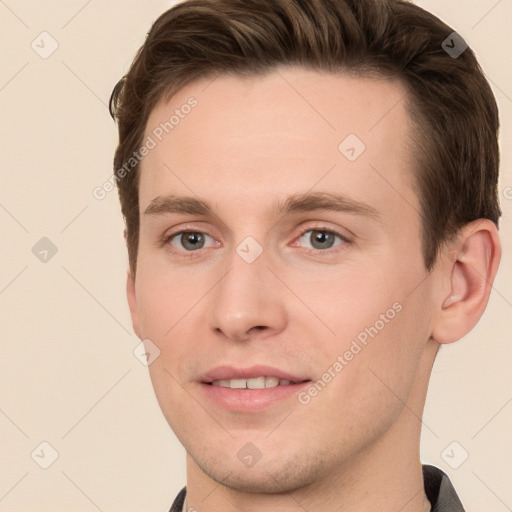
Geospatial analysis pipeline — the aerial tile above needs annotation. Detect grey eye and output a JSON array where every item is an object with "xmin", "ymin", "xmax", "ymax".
[
  {"xmin": 298, "ymin": 230, "xmax": 343, "ymax": 250},
  {"xmin": 171, "ymin": 231, "xmax": 212, "ymax": 251}
]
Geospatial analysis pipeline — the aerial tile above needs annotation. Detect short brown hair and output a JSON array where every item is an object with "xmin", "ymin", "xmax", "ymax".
[{"xmin": 110, "ymin": 0, "xmax": 501, "ymax": 275}]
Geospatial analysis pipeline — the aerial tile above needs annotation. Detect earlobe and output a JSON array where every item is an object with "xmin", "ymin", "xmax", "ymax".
[
  {"xmin": 126, "ymin": 271, "xmax": 142, "ymax": 339},
  {"xmin": 432, "ymin": 220, "xmax": 501, "ymax": 344}
]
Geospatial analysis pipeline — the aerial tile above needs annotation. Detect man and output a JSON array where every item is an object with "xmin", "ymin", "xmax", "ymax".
[{"xmin": 109, "ymin": 0, "xmax": 502, "ymax": 510}]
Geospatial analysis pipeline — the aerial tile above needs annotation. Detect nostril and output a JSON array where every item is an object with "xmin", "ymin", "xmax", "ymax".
[{"xmin": 248, "ymin": 326, "xmax": 268, "ymax": 333}]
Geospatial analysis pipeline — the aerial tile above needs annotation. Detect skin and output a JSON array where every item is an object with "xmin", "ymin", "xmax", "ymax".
[{"xmin": 126, "ymin": 67, "xmax": 501, "ymax": 511}]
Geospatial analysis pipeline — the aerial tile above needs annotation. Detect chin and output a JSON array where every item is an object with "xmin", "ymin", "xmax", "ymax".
[{"xmin": 190, "ymin": 447, "xmax": 327, "ymax": 493}]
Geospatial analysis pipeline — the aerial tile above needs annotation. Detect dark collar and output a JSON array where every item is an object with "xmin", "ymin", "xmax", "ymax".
[
  {"xmin": 169, "ymin": 464, "xmax": 465, "ymax": 511},
  {"xmin": 169, "ymin": 487, "xmax": 186, "ymax": 512},
  {"xmin": 423, "ymin": 464, "xmax": 465, "ymax": 511}
]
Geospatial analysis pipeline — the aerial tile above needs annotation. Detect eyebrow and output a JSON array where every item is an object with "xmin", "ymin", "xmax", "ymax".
[{"xmin": 144, "ymin": 192, "xmax": 380, "ymax": 220}]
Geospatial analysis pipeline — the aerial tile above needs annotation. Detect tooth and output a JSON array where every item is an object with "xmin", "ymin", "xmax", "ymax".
[
  {"xmin": 229, "ymin": 378, "xmax": 247, "ymax": 389},
  {"xmin": 247, "ymin": 377, "xmax": 266, "ymax": 389},
  {"xmin": 265, "ymin": 376, "xmax": 279, "ymax": 388},
  {"xmin": 212, "ymin": 379, "xmax": 230, "ymax": 387},
  {"xmin": 211, "ymin": 376, "xmax": 296, "ymax": 389}
]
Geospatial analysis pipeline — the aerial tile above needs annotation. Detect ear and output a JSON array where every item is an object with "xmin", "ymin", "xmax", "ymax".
[
  {"xmin": 127, "ymin": 271, "xmax": 142, "ymax": 339},
  {"xmin": 431, "ymin": 219, "xmax": 501, "ymax": 344}
]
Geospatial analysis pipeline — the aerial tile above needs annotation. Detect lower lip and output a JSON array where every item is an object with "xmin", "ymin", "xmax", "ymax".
[{"xmin": 199, "ymin": 381, "xmax": 311, "ymax": 413}]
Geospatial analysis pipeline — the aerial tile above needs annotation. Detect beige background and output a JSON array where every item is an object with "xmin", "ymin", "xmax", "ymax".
[{"xmin": 1, "ymin": 0, "xmax": 511, "ymax": 510}]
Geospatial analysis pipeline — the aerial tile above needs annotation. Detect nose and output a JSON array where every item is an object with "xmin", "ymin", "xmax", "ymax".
[{"xmin": 208, "ymin": 245, "xmax": 288, "ymax": 343}]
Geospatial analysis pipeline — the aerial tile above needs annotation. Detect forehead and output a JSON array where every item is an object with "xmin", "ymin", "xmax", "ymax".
[{"xmin": 139, "ymin": 68, "xmax": 418, "ymax": 220}]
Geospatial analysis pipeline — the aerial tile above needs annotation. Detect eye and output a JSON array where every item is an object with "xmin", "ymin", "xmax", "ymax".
[
  {"xmin": 295, "ymin": 228, "xmax": 347, "ymax": 251},
  {"xmin": 168, "ymin": 231, "xmax": 217, "ymax": 251}
]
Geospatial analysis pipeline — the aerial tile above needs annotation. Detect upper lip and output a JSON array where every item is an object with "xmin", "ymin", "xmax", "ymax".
[{"xmin": 199, "ymin": 365, "xmax": 310, "ymax": 384}]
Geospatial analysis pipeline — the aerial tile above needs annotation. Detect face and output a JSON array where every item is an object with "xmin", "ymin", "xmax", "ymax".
[{"xmin": 128, "ymin": 68, "xmax": 438, "ymax": 492}]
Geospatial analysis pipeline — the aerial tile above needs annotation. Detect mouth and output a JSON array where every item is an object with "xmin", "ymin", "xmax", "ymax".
[
  {"xmin": 198, "ymin": 365, "xmax": 312, "ymax": 412},
  {"xmin": 199, "ymin": 364, "xmax": 310, "ymax": 387},
  {"xmin": 207, "ymin": 376, "xmax": 307, "ymax": 389}
]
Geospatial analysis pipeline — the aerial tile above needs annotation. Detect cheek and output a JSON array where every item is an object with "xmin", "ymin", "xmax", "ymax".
[
  {"xmin": 297, "ymin": 260, "xmax": 429, "ymax": 392},
  {"xmin": 290, "ymin": 265, "xmax": 401, "ymax": 343},
  {"xmin": 345, "ymin": 289, "xmax": 429, "ymax": 410},
  {"xmin": 135, "ymin": 268, "xmax": 212, "ymax": 390},
  {"xmin": 135, "ymin": 265, "xmax": 207, "ymax": 338}
]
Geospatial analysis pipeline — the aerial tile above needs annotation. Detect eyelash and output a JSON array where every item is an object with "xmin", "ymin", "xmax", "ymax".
[{"xmin": 160, "ymin": 225, "xmax": 351, "ymax": 257}]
